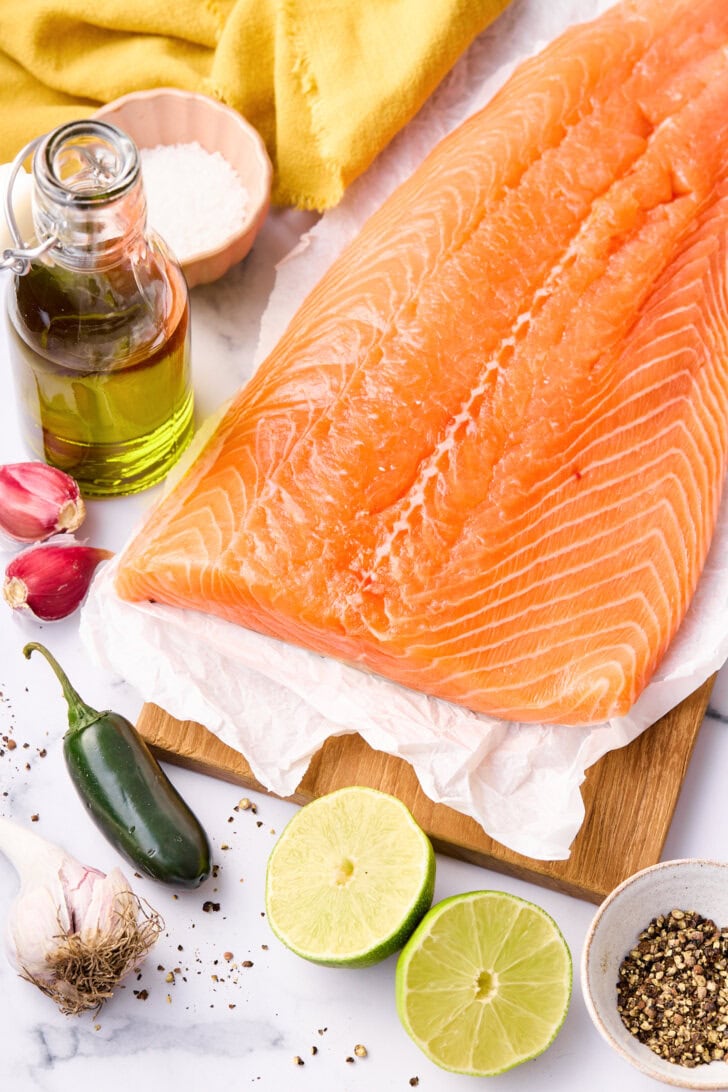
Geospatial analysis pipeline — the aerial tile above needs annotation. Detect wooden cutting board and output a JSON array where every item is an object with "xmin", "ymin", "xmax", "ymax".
[{"xmin": 137, "ymin": 676, "xmax": 714, "ymax": 904}]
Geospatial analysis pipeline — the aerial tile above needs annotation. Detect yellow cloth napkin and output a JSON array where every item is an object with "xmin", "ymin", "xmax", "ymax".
[{"xmin": 0, "ymin": 0, "xmax": 511, "ymax": 210}]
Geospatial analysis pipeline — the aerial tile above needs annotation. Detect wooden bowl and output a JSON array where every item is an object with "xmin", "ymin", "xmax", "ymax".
[{"xmin": 95, "ymin": 88, "xmax": 272, "ymax": 287}]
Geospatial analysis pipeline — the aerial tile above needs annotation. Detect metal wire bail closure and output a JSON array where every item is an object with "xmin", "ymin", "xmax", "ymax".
[{"xmin": 1, "ymin": 135, "xmax": 57, "ymax": 276}]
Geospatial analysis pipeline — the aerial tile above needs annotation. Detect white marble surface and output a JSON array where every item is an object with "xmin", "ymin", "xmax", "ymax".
[{"xmin": 2, "ymin": 2, "xmax": 728, "ymax": 1089}]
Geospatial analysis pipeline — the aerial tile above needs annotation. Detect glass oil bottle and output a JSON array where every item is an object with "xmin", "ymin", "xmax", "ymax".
[{"xmin": 4, "ymin": 120, "xmax": 194, "ymax": 497}]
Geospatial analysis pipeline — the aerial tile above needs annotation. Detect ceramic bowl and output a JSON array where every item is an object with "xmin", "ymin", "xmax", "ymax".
[
  {"xmin": 582, "ymin": 859, "xmax": 728, "ymax": 1089},
  {"xmin": 95, "ymin": 87, "xmax": 272, "ymax": 287}
]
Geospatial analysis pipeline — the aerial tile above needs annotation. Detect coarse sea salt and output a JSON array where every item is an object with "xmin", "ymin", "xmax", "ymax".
[{"xmin": 140, "ymin": 141, "xmax": 249, "ymax": 264}]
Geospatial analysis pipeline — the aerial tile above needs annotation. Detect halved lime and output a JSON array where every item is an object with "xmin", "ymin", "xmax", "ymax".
[
  {"xmin": 265, "ymin": 786, "xmax": 435, "ymax": 967},
  {"xmin": 395, "ymin": 890, "xmax": 572, "ymax": 1075}
]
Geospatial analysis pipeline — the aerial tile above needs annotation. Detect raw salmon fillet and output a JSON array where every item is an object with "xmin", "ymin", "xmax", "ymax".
[{"xmin": 115, "ymin": 0, "xmax": 728, "ymax": 726}]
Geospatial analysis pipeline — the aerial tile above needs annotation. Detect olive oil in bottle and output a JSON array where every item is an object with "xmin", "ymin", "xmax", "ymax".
[{"xmin": 5, "ymin": 120, "xmax": 195, "ymax": 497}]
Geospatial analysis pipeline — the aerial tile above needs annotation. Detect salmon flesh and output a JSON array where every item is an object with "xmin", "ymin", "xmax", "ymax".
[{"xmin": 115, "ymin": 0, "xmax": 728, "ymax": 725}]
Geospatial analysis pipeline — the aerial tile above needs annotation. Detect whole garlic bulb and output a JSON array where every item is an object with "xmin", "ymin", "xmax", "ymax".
[{"xmin": 0, "ymin": 816, "xmax": 162, "ymax": 1015}]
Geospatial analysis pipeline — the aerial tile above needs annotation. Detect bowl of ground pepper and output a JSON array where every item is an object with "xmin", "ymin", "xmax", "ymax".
[{"xmin": 581, "ymin": 859, "xmax": 728, "ymax": 1088}]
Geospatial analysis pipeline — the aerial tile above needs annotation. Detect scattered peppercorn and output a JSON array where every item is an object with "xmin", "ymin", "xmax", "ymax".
[
  {"xmin": 617, "ymin": 908, "xmax": 728, "ymax": 1067},
  {"xmin": 409, "ymin": 1079, "xmax": 420, "ymax": 1088}
]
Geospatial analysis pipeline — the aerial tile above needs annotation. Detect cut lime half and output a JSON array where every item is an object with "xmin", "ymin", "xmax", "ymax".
[
  {"xmin": 265, "ymin": 786, "xmax": 435, "ymax": 967},
  {"xmin": 395, "ymin": 890, "xmax": 572, "ymax": 1076}
]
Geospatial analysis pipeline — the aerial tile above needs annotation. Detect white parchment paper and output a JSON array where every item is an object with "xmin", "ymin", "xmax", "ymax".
[{"xmin": 81, "ymin": 0, "xmax": 728, "ymax": 860}]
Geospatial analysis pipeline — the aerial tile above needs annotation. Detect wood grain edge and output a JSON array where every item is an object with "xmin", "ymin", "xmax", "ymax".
[{"xmin": 571, "ymin": 675, "xmax": 714, "ymax": 898}]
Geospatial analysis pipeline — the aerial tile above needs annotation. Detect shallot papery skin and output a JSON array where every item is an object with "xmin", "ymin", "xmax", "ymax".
[
  {"xmin": 0, "ymin": 462, "xmax": 85, "ymax": 543},
  {"xmin": 2, "ymin": 544, "xmax": 114, "ymax": 621}
]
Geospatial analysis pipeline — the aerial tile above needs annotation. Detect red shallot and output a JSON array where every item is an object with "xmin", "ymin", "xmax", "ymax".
[
  {"xmin": 2, "ymin": 544, "xmax": 113, "ymax": 621},
  {"xmin": 0, "ymin": 462, "xmax": 85, "ymax": 543}
]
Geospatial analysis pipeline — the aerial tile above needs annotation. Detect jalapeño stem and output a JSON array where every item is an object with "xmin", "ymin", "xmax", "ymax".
[{"xmin": 23, "ymin": 642, "xmax": 101, "ymax": 733}]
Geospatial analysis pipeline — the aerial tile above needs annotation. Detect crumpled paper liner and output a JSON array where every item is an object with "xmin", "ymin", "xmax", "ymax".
[
  {"xmin": 83, "ymin": 517, "xmax": 728, "ymax": 862},
  {"xmin": 81, "ymin": 1, "xmax": 728, "ymax": 860}
]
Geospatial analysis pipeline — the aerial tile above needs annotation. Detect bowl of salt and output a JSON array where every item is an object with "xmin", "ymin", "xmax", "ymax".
[{"xmin": 95, "ymin": 88, "xmax": 272, "ymax": 287}]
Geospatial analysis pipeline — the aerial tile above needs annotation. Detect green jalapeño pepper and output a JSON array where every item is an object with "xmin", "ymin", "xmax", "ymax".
[{"xmin": 24, "ymin": 642, "xmax": 211, "ymax": 888}]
